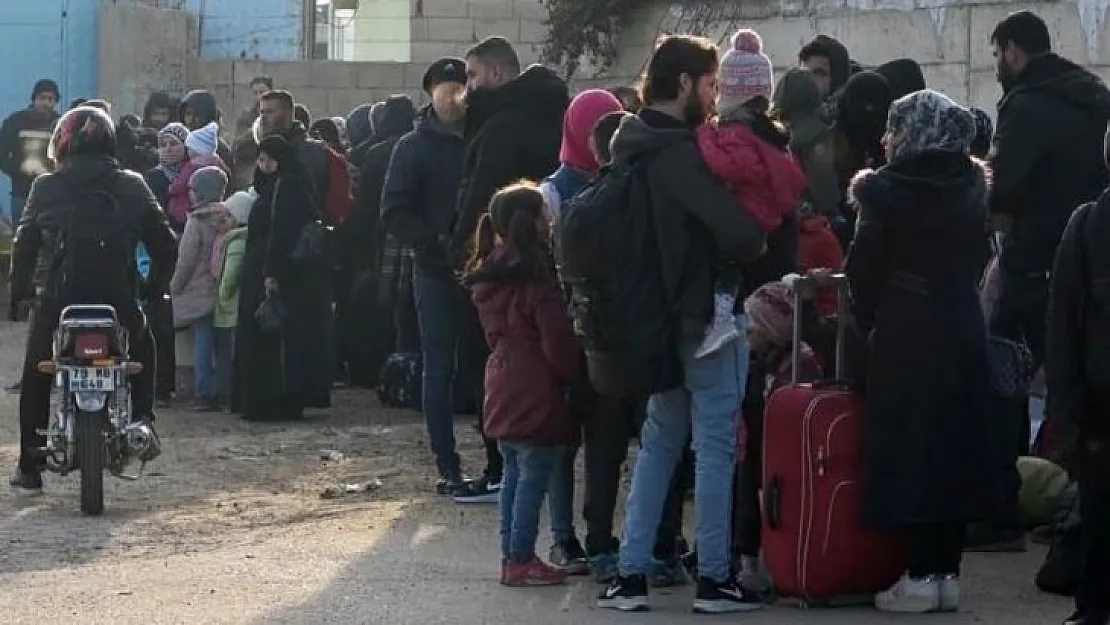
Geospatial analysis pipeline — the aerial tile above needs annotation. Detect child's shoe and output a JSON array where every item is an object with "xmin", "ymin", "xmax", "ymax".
[
  {"xmin": 502, "ymin": 556, "xmax": 567, "ymax": 586},
  {"xmin": 695, "ymin": 293, "xmax": 739, "ymax": 359}
]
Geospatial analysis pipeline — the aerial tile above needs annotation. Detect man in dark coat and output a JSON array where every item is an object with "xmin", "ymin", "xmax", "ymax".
[
  {"xmin": 981, "ymin": 10, "xmax": 1110, "ymax": 551},
  {"xmin": 446, "ymin": 37, "xmax": 570, "ymax": 502},
  {"xmin": 0, "ymin": 78, "xmax": 60, "ymax": 224},
  {"xmin": 797, "ymin": 35, "xmax": 857, "ymax": 122},
  {"xmin": 381, "ymin": 58, "xmax": 468, "ymax": 494},
  {"xmin": 1046, "ymin": 123, "xmax": 1110, "ymax": 625},
  {"xmin": 178, "ymin": 90, "xmax": 234, "ymax": 167},
  {"xmin": 7, "ymin": 106, "xmax": 177, "ymax": 494},
  {"xmin": 141, "ymin": 91, "xmax": 175, "ymax": 130}
]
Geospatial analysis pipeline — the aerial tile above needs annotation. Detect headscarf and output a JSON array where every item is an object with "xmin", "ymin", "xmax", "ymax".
[
  {"xmin": 744, "ymin": 282, "xmax": 795, "ymax": 347},
  {"xmin": 559, "ymin": 89, "xmax": 623, "ymax": 173},
  {"xmin": 156, "ymin": 122, "xmax": 189, "ymax": 175},
  {"xmin": 837, "ymin": 71, "xmax": 893, "ymax": 165},
  {"xmin": 49, "ymin": 106, "xmax": 116, "ymax": 164},
  {"xmin": 885, "ymin": 89, "xmax": 975, "ymax": 164}
]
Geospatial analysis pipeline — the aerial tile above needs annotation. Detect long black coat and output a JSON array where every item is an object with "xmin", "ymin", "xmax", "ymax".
[
  {"xmin": 845, "ymin": 152, "xmax": 993, "ymax": 529},
  {"xmin": 233, "ymin": 172, "xmax": 333, "ymax": 420}
]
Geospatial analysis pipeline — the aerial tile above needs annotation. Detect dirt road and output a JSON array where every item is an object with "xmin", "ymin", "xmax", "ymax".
[{"xmin": 0, "ymin": 320, "xmax": 1074, "ymax": 624}]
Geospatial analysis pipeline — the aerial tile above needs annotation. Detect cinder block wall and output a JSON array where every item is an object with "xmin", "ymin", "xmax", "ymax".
[{"xmin": 409, "ymin": 0, "xmax": 548, "ymax": 64}]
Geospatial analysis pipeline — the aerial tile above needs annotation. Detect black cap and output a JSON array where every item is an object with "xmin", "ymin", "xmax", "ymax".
[
  {"xmin": 32, "ymin": 79, "xmax": 60, "ymax": 102},
  {"xmin": 422, "ymin": 57, "xmax": 466, "ymax": 94}
]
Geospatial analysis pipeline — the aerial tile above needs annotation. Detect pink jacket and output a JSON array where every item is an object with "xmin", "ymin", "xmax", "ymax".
[
  {"xmin": 697, "ymin": 121, "xmax": 808, "ymax": 232},
  {"xmin": 168, "ymin": 154, "xmax": 229, "ymax": 228}
]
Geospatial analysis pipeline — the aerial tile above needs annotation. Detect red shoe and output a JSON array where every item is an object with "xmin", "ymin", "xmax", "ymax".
[{"xmin": 502, "ymin": 557, "xmax": 567, "ymax": 586}]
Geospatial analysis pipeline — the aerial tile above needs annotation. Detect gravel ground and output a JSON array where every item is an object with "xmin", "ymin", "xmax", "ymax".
[{"xmin": 0, "ymin": 319, "xmax": 1075, "ymax": 624}]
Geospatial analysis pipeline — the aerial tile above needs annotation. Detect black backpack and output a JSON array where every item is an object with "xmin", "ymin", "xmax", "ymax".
[
  {"xmin": 48, "ymin": 186, "xmax": 137, "ymax": 321},
  {"xmin": 558, "ymin": 157, "xmax": 681, "ymax": 400}
]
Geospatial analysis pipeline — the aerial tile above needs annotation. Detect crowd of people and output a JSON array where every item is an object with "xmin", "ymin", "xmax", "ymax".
[{"xmin": 1, "ymin": 8, "xmax": 1109, "ymax": 624}]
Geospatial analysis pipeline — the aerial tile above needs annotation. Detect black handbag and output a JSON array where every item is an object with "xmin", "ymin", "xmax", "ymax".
[{"xmin": 987, "ymin": 334, "xmax": 1034, "ymax": 399}]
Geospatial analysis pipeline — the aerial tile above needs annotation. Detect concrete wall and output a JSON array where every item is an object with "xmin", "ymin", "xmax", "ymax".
[
  {"xmin": 408, "ymin": 0, "xmax": 548, "ymax": 64},
  {"xmin": 141, "ymin": 0, "xmax": 304, "ymax": 59},
  {"xmin": 605, "ymin": 0, "xmax": 1110, "ymax": 116},
  {"xmin": 188, "ymin": 58, "xmax": 431, "ymax": 126},
  {"xmin": 98, "ymin": 4, "xmax": 196, "ymax": 119}
]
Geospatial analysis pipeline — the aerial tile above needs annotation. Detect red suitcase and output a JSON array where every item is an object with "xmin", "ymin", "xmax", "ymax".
[{"xmin": 760, "ymin": 274, "xmax": 907, "ymax": 606}]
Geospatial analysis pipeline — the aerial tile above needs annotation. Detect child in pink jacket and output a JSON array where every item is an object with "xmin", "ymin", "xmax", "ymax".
[
  {"xmin": 167, "ymin": 122, "xmax": 229, "ymax": 231},
  {"xmin": 694, "ymin": 28, "xmax": 808, "ymax": 359}
]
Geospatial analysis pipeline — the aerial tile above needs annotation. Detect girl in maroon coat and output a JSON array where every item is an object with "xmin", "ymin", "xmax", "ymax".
[{"xmin": 464, "ymin": 181, "xmax": 582, "ymax": 587}]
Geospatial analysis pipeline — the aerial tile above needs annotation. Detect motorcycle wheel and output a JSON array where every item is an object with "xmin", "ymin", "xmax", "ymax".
[{"xmin": 77, "ymin": 408, "xmax": 108, "ymax": 516}]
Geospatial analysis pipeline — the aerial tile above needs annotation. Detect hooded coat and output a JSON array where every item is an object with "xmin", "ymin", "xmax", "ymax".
[
  {"xmin": 774, "ymin": 68, "xmax": 843, "ymax": 219},
  {"xmin": 449, "ymin": 65, "xmax": 571, "ymax": 265},
  {"xmin": 468, "ymin": 246, "xmax": 581, "ymax": 446},
  {"xmin": 351, "ymin": 95, "xmax": 416, "ymax": 269},
  {"xmin": 801, "ymin": 35, "xmax": 853, "ymax": 122},
  {"xmin": 609, "ymin": 110, "xmax": 767, "ymax": 335},
  {"xmin": 846, "ymin": 151, "xmax": 993, "ymax": 529},
  {"xmin": 170, "ymin": 201, "xmax": 237, "ymax": 327},
  {"xmin": 380, "ymin": 103, "xmax": 464, "ymax": 276},
  {"xmin": 142, "ymin": 91, "xmax": 176, "ymax": 129},
  {"xmin": 178, "ymin": 90, "xmax": 234, "ymax": 166},
  {"xmin": 990, "ymin": 53, "xmax": 1110, "ymax": 276}
]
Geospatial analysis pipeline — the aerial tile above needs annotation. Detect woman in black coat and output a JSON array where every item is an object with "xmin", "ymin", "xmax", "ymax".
[
  {"xmin": 845, "ymin": 89, "xmax": 992, "ymax": 614},
  {"xmin": 232, "ymin": 135, "xmax": 333, "ymax": 421}
]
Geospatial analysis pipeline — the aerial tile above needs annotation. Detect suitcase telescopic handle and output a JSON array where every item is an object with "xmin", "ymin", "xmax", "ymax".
[{"xmin": 787, "ymin": 272, "xmax": 850, "ymax": 384}]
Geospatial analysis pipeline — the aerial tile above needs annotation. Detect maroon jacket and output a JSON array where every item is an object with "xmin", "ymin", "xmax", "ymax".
[{"xmin": 470, "ymin": 247, "xmax": 581, "ymax": 446}]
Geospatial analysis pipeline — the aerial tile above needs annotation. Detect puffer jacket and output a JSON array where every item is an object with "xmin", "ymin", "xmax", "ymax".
[
  {"xmin": 167, "ymin": 154, "xmax": 230, "ymax": 231},
  {"xmin": 214, "ymin": 225, "xmax": 247, "ymax": 328},
  {"xmin": 170, "ymin": 201, "xmax": 236, "ymax": 327},
  {"xmin": 468, "ymin": 246, "xmax": 581, "ymax": 446}
]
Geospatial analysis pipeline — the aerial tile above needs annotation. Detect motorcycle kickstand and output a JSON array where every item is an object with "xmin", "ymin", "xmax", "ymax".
[{"xmin": 115, "ymin": 461, "xmax": 146, "ymax": 482}]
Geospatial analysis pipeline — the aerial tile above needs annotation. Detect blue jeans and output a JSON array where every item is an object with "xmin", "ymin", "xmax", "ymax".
[
  {"xmin": 214, "ymin": 327, "xmax": 235, "ymax": 398},
  {"xmin": 193, "ymin": 314, "xmax": 215, "ymax": 399},
  {"xmin": 548, "ymin": 445, "xmax": 577, "ymax": 545},
  {"xmin": 412, "ymin": 267, "xmax": 462, "ymax": 479},
  {"xmin": 619, "ymin": 315, "xmax": 749, "ymax": 582},
  {"xmin": 500, "ymin": 440, "xmax": 563, "ymax": 562}
]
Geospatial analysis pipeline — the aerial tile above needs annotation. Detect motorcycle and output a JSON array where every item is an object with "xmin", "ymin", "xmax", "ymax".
[{"xmin": 35, "ymin": 304, "xmax": 158, "ymax": 515}]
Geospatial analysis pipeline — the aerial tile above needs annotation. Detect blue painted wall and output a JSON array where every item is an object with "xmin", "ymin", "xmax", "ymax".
[
  {"xmin": 185, "ymin": 0, "xmax": 302, "ymax": 60},
  {"xmin": 0, "ymin": 0, "xmax": 99, "ymax": 208}
]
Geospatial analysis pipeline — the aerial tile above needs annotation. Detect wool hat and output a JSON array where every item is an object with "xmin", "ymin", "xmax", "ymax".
[
  {"xmin": 422, "ymin": 57, "xmax": 467, "ymax": 95},
  {"xmin": 560, "ymin": 89, "xmax": 623, "ymax": 172},
  {"xmin": 158, "ymin": 122, "xmax": 189, "ymax": 144},
  {"xmin": 189, "ymin": 166, "xmax": 228, "ymax": 205},
  {"xmin": 225, "ymin": 189, "xmax": 257, "ymax": 225},
  {"xmin": 718, "ymin": 29, "xmax": 775, "ymax": 114},
  {"xmin": 744, "ymin": 281, "xmax": 795, "ymax": 347},
  {"xmin": 185, "ymin": 121, "xmax": 219, "ymax": 156},
  {"xmin": 32, "ymin": 79, "xmax": 60, "ymax": 102}
]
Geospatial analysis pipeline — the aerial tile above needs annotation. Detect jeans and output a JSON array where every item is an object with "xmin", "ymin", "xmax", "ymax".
[
  {"xmin": 500, "ymin": 440, "xmax": 562, "ymax": 562},
  {"xmin": 193, "ymin": 314, "xmax": 215, "ymax": 399},
  {"xmin": 548, "ymin": 445, "xmax": 577, "ymax": 545},
  {"xmin": 413, "ymin": 266, "xmax": 501, "ymax": 481},
  {"xmin": 1079, "ymin": 482, "xmax": 1110, "ymax": 612},
  {"xmin": 412, "ymin": 267, "xmax": 463, "ymax": 479},
  {"xmin": 582, "ymin": 394, "xmax": 687, "ymax": 557},
  {"xmin": 214, "ymin": 327, "xmax": 235, "ymax": 398},
  {"xmin": 619, "ymin": 315, "xmax": 749, "ymax": 582}
]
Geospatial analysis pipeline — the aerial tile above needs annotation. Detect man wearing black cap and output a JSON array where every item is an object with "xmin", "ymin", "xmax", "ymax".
[
  {"xmin": 0, "ymin": 79, "xmax": 61, "ymax": 225},
  {"xmin": 380, "ymin": 58, "xmax": 484, "ymax": 498}
]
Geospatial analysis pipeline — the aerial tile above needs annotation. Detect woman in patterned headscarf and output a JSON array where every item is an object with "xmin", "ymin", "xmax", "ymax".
[{"xmin": 844, "ymin": 89, "xmax": 993, "ymax": 614}]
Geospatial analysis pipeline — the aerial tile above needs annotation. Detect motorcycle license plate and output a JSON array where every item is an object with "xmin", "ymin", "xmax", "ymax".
[{"xmin": 68, "ymin": 367, "xmax": 115, "ymax": 392}]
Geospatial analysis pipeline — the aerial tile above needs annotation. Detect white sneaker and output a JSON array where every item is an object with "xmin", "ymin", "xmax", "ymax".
[
  {"xmin": 875, "ymin": 574, "xmax": 940, "ymax": 613},
  {"xmin": 937, "ymin": 574, "xmax": 959, "ymax": 612},
  {"xmin": 694, "ymin": 294, "xmax": 739, "ymax": 359}
]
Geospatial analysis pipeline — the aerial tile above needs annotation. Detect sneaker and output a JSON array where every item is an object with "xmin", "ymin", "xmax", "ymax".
[
  {"xmin": 435, "ymin": 475, "xmax": 466, "ymax": 496},
  {"xmin": 8, "ymin": 469, "xmax": 43, "ymax": 496},
  {"xmin": 597, "ymin": 574, "xmax": 649, "ymax": 612},
  {"xmin": 589, "ymin": 552, "xmax": 619, "ymax": 584},
  {"xmin": 452, "ymin": 477, "xmax": 500, "ymax": 504},
  {"xmin": 502, "ymin": 556, "xmax": 567, "ymax": 587},
  {"xmin": 691, "ymin": 576, "xmax": 764, "ymax": 614},
  {"xmin": 550, "ymin": 538, "xmax": 589, "ymax": 575},
  {"xmin": 694, "ymin": 294, "xmax": 739, "ymax": 359},
  {"xmin": 963, "ymin": 524, "xmax": 1027, "ymax": 552},
  {"xmin": 875, "ymin": 574, "xmax": 939, "ymax": 613},
  {"xmin": 649, "ymin": 556, "xmax": 686, "ymax": 587},
  {"xmin": 937, "ymin": 574, "xmax": 959, "ymax": 612}
]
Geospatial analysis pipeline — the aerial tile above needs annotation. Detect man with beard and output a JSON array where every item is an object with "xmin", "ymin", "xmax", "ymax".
[
  {"xmin": 445, "ymin": 36, "xmax": 570, "ymax": 503},
  {"xmin": 0, "ymin": 79, "xmax": 61, "ymax": 224},
  {"xmin": 257, "ymin": 90, "xmax": 331, "ymax": 204},
  {"xmin": 596, "ymin": 35, "xmax": 766, "ymax": 614},
  {"xmin": 976, "ymin": 10, "xmax": 1110, "ymax": 553}
]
